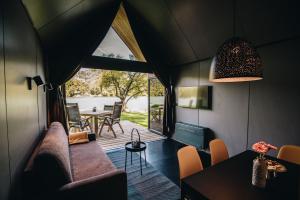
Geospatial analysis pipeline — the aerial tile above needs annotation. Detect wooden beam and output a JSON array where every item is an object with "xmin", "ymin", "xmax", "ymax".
[{"xmin": 81, "ymin": 56, "xmax": 152, "ymax": 73}]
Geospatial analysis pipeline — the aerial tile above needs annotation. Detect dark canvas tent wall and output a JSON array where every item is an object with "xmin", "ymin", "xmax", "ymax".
[
  {"xmin": 22, "ymin": 0, "xmax": 122, "ymax": 125},
  {"xmin": 123, "ymin": 0, "xmax": 300, "ymax": 66},
  {"xmin": 22, "ymin": 0, "xmax": 300, "ymax": 135}
]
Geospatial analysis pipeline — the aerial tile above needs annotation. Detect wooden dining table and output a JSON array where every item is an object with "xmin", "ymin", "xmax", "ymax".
[
  {"xmin": 80, "ymin": 110, "xmax": 112, "ymax": 134},
  {"xmin": 182, "ymin": 150, "xmax": 300, "ymax": 200}
]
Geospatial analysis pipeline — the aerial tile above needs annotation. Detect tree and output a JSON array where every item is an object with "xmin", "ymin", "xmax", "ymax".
[
  {"xmin": 150, "ymin": 78, "xmax": 164, "ymax": 96},
  {"xmin": 65, "ymin": 79, "xmax": 89, "ymax": 97},
  {"xmin": 90, "ymin": 87, "xmax": 102, "ymax": 95},
  {"xmin": 100, "ymin": 70, "xmax": 147, "ymax": 109}
]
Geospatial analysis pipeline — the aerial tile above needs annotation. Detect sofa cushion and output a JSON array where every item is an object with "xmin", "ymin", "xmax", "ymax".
[
  {"xmin": 34, "ymin": 122, "xmax": 73, "ymax": 190},
  {"xmin": 70, "ymin": 141, "xmax": 117, "ymax": 181}
]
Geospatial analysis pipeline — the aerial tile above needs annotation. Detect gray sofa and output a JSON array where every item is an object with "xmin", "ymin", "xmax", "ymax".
[{"xmin": 24, "ymin": 122, "xmax": 127, "ymax": 200}]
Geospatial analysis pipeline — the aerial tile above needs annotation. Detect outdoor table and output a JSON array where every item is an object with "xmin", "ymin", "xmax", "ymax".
[{"xmin": 80, "ymin": 110, "xmax": 112, "ymax": 133}]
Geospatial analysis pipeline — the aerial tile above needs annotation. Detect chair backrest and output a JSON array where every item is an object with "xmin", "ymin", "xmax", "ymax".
[
  {"xmin": 177, "ymin": 146, "xmax": 203, "ymax": 180},
  {"xmin": 104, "ymin": 105, "xmax": 114, "ymax": 111},
  {"xmin": 277, "ymin": 145, "xmax": 300, "ymax": 165},
  {"xmin": 111, "ymin": 102, "xmax": 123, "ymax": 119},
  {"xmin": 66, "ymin": 103, "xmax": 81, "ymax": 123},
  {"xmin": 209, "ymin": 139, "xmax": 229, "ymax": 166}
]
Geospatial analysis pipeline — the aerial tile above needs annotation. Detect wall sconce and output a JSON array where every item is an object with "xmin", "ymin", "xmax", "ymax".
[
  {"xmin": 27, "ymin": 76, "xmax": 44, "ymax": 90},
  {"xmin": 26, "ymin": 75, "xmax": 53, "ymax": 91}
]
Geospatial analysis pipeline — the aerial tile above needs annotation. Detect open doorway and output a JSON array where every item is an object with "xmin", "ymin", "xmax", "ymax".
[
  {"xmin": 148, "ymin": 74, "xmax": 164, "ymax": 133},
  {"xmin": 65, "ymin": 68, "xmax": 148, "ymax": 127},
  {"xmin": 65, "ymin": 69, "xmax": 165, "ymax": 151},
  {"xmin": 64, "ymin": 4, "xmax": 165, "ymax": 151}
]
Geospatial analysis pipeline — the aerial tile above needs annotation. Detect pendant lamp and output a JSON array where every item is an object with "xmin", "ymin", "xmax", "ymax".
[{"xmin": 210, "ymin": 37, "xmax": 263, "ymax": 82}]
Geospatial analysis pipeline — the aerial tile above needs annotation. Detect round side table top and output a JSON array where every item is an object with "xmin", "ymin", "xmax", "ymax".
[{"xmin": 125, "ymin": 142, "xmax": 146, "ymax": 152}]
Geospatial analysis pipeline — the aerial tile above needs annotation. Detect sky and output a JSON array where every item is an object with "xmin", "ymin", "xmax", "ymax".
[{"xmin": 92, "ymin": 27, "xmax": 135, "ymax": 60}]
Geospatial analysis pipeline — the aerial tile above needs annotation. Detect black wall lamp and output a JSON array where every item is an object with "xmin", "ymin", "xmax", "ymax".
[{"xmin": 26, "ymin": 75, "xmax": 53, "ymax": 91}]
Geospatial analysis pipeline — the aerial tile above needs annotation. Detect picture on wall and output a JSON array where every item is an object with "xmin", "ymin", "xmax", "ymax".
[{"xmin": 177, "ymin": 86, "xmax": 212, "ymax": 109}]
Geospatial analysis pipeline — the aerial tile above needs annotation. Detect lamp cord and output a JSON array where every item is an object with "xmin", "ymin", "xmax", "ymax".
[
  {"xmin": 246, "ymin": 82, "xmax": 250, "ymax": 150},
  {"xmin": 233, "ymin": 0, "xmax": 236, "ymax": 37}
]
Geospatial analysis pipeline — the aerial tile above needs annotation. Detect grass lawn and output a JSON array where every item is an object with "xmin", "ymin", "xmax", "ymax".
[{"xmin": 121, "ymin": 112, "xmax": 148, "ymax": 127}]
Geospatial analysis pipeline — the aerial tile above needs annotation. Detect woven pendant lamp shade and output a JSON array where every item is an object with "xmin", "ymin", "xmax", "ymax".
[{"xmin": 210, "ymin": 37, "xmax": 263, "ymax": 82}]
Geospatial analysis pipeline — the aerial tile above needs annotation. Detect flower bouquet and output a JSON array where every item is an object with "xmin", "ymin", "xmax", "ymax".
[
  {"xmin": 251, "ymin": 141, "xmax": 277, "ymax": 188},
  {"xmin": 252, "ymin": 141, "xmax": 277, "ymax": 158}
]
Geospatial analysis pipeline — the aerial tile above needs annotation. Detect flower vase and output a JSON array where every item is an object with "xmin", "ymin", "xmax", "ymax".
[{"xmin": 252, "ymin": 157, "xmax": 267, "ymax": 188}]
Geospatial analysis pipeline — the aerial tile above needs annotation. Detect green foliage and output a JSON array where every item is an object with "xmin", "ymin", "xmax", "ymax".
[
  {"xmin": 65, "ymin": 79, "xmax": 89, "ymax": 97},
  {"xmin": 75, "ymin": 68, "xmax": 101, "ymax": 81},
  {"xmin": 150, "ymin": 78, "xmax": 164, "ymax": 96},
  {"xmin": 90, "ymin": 87, "xmax": 102, "ymax": 95},
  {"xmin": 100, "ymin": 70, "xmax": 147, "ymax": 108},
  {"xmin": 121, "ymin": 112, "xmax": 148, "ymax": 127},
  {"xmin": 65, "ymin": 68, "xmax": 149, "ymax": 107}
]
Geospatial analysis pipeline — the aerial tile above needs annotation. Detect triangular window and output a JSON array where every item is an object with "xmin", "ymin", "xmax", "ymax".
[{"xmin": 92, "ymin": 5, "xmax": 146, "ymax": 62}]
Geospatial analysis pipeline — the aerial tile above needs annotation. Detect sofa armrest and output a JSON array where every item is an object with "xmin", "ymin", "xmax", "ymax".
[{"xmin": 58, "ymin": 170, "xmax": 127, "ymax": 200}]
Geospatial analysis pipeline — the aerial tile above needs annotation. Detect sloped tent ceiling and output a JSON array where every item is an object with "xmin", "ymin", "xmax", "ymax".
[
  {"xmin": 123, "ymin": 0, "xmax": 300, "ymax": 68},
  {"xmin": 22, "ymin": 0, "xmax": 300, "ymax": 78},
  {"xmin": 124, "ymin": 0, "xmax": 199, "ymax": 67},
  {"xmin": 22, "ymin": 0, "xmax": 121, "ymax": 84}
]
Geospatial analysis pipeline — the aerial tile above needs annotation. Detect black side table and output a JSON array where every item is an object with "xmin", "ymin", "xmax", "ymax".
[{"xmin": 125, "ymin": 142, "xmax": 147, "ymax": 175}]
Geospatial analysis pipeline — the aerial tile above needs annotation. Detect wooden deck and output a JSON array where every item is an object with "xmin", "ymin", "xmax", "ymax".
[{"xmin": 96, "ymin": 120, "xmax": 165, "ymax": 151}]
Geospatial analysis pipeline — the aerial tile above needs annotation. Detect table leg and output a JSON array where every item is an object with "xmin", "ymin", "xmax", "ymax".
[
  {"xmin": 144, "ymin": 150, "xmax": 147, "ymax": 167},
  {"xmin": 125, "ymin": 150, "xmax": 127, "ymax": 171},
  {"xmin": 158, "ymin": 108, "xmax": 161, "ymax": 122},
  {"xmin": 131, "ymin": 152, "xmax": 132, "ymax": 165},
  {"xmin": 94, "ymin": 116, "xmax": 98, "ymax": 134},
  {"xmin": 140, "ymin": 152, "xmax": 142, "ymax": 175}
]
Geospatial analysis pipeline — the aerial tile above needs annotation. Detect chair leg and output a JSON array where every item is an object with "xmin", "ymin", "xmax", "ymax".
[
  {"xmin": 98, "ymin": 120, "xmax": 106, "ymax": 136},
  {"xmin": 117, "ymin": 122, "xmax": 124, "ymax": 133},
  {"xmin": 108, "ymin": 123, "xmax": 117, "ymax": 138},
  {"xmin": 88, "ymin": 123, "xmax": 92, "ymax": 132}
]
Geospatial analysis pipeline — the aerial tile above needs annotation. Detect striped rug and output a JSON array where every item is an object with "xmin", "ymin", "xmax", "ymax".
[
  {"xmin": 97, "ymin": 121, "xmax": 165, "ymax": 151},
  {"xmin": 107, "ymin": 149, "xmax": 181, "ymax": 200}
]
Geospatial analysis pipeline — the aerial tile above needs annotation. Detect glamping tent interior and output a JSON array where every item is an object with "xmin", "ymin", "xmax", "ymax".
[{"xmin": 1, "ymin": 0, "xmax": 300, "ymax": 199}]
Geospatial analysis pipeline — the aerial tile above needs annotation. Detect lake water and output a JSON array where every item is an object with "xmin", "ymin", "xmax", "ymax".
[{"xmin": 66, "ymin": 96, "xmax": 164, "ymax": 113}]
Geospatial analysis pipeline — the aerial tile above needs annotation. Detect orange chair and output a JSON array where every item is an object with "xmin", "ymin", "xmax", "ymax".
[
  {"xmin": 177, "ymin": 146, "xmax": 203, "ymax": 180},
  {"xmin": 209, "ymin": 139, "xmax": 229, "ymax": 166},
  {"xmin": 277, "ymin": 145, "xmax": 300, "ymax": 165}
]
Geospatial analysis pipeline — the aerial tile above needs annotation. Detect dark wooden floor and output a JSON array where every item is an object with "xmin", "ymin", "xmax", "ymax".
[{"xmin": 143, "ymin": 138, "xmax": 211, "ymax": 186}]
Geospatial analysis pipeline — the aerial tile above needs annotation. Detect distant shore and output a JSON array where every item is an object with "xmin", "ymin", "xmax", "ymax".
[{"xmin": 66, "ymin": 96, "xmax": 164, "ymax": 113}]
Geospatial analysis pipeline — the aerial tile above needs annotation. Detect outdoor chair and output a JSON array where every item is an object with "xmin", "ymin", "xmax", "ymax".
[
  {"xmin": 96, "ymin": 104, "xmax": 114, "ymax": 126},
  {"xmin": 104, "ymin": 104, "xmax": 114, "ymax": 111},
  {"xmin": 98, "ymin": 102, "xmax": 124, "ymax": 138},
  {"xmin": 66, "ymin": 103, "xmax": 92, "ymax": 132},
  {"xmin": 150, "ymin": 107, "xmax": 160, "ymax": 122},
  {"xmin": 150, "ymin": 104, "xmax": 163, "ymax": 122}
]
